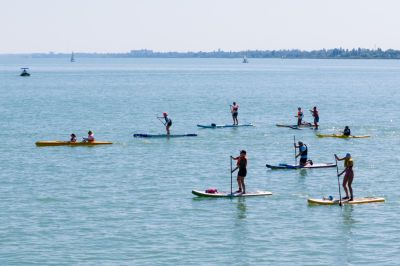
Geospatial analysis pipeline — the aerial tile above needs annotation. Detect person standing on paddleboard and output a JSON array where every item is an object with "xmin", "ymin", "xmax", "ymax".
[
  {"xmin": 294, "ymin": 141, "xmax": 312, "ymax": 167},
  {"xmin": 296, "ymin": 107, "xmax": 304, "ymax": 126},
  {"xmin": 231, "ymin": 150, "xmax": 247, "ymax": 194},
  {"xmin": 335, "ymin": 153, "xmax": 354, "ymax": 201},
  {"xmin": 310, "ymin": 106, "xmax": 319, "ymax": 130},
  {"xmin": 158, "ymin": 112, "xmax": 172, "ymax": 135},
  {"xmin": 230, "ymin": 102, "xmax": 239, "ymax": 125}
]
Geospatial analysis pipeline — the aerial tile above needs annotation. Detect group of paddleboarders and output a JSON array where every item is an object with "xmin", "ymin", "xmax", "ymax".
[
  {"xmin": 69, "ymin": 131, "xmax": 95, "ymax": 143},
  {"xmin": 292, "ymin": 139, "xmax": 354, "ymax": 201},
  {"xmin": 296, "ymin": 106, "xmax": 319, "ymax": 129},
  {"xmin": 158, "ymin": 102, "xmax": 240, "ymax": 135}
]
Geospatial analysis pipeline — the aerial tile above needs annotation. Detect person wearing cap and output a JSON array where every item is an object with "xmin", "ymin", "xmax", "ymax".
[
  {"xmin": 343, "ymin": 126, "xmax": 351, "ymax": 136},
  {"xmin": 230, "ymin": 102, "xmax": 239, "ymax": 125},
  {"xmin": 231, "ymin": 150, "xmax": 247, "ymax": 194},
  {"xmin": 70, "ymin": 133, "xmax": 77, "ymax": 142},
  {"xmin": 294, "ymin": 141, "xmax": 312, "ymax": 166},
  {"xmin": 159, "ymin": 112, "xmax": 172, "ymax": 135},
  {"xmin": 335, "ymin": 153, "xmax": 354, "ymax": 201},
  {"xmin": 309, "ymin": 106, "xmax": 319, "ymax": 130},
  {"xmin": 83, "ymin": 130, "xmax": 95, "ymax": 142}
]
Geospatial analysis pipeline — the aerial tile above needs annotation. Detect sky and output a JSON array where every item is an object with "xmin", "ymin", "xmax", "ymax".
[{"xmin": 1, "ymin": 0, "xmax": 400, "ymax": 53}]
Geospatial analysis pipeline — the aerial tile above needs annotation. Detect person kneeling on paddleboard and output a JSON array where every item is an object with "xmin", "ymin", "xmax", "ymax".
[
  {"xmin": 335, "ymin": 153, "xmax": 354, "ymax": 201},
  {"xmin": 294, "ymin": 141, "xmax": 313, "ymax": 167},
  {"xmin": 343, "ymin": 126, "xmax": 351, "ymax": 136},
  {"xmin": 158, "ymin": 112, "xmax": 172, "ymax": 135},
  {"xmin": 231, "ymin": 150, "xmax": 247, "ymax": 194},
  {"xmin": 230, "ymin": 102, "xmax": 239, "ymax": 125},
  {"xmin": 83, "ymin": 131, "xmax": 95, "ymax": 142},
  {"xmin": 70, "ymin": 133, "xmax": 77, "ymax": 142}
]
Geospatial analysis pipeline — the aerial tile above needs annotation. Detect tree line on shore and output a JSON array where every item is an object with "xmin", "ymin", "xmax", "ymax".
[{"xmin": 4, "ymin": 48, "xmax": 400, "ymax": 59}]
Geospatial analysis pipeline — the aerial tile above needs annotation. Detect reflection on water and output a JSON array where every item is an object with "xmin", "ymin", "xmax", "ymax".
[
  {"xmin": 299, "ymin": 169, "xmax": 308, "ymax": 178},
  {"xmin": 342, "ymin": 204, "xmax": 356, "ymax": 227},
  {"xmin": 236, "ymin": 197, "xmax": 247, "ymax": 219}
]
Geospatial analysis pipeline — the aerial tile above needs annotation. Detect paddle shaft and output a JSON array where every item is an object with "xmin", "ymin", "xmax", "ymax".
[
  {"xmin": 230, "ymin": 156, "xmax": 233, "ymax": 195},
  {"xmin": 157, "ymin": 117, "xmax": 166, "ymax": 126},
  {"xmin": 294, "ymin": 136, "xmax": 297, "ymax": 166},
  {"xmin": 335, "ymin": 158, "xmax": 342, "ymax": 207}
]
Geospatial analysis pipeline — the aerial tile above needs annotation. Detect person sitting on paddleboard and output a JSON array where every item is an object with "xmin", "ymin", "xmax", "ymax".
[
  {"xmin": 310, "ymin": 106, "xmax": 319, "ymax": 130},
  {"xmin": 296, "ymin": 107, "xmax": 304, "ymax": 126},
  {"xmin": 230, "ymin": 102, "xmax": 239, "ymax": 125},
  {"xmin": 343, "ymin": 126, "xmax": 351, "ymax": 136},
  {"xmin": 335, "ymin": 153, "xmax": 354, "ymax": 201},
  {"xmin": 70, "ymin": 133, "xmax": 77, "ymax": 142},
  {"xmin": 159, "ymin": 112, "xmax": 172, "ymax": 135},
  {"xmin": 83, "ymin": 130, "xmax": 95, "ymax": 142},
  {"xmin": 231, "ymin": 150, "xmax": 247, "ymax": 194},
  {"xmin": 294, "ymin": 141, "xmax": 312, "ymax": 166}
]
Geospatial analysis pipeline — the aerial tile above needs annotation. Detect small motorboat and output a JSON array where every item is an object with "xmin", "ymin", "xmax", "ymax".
[{"xmin": 20, "ymin": 68, "xmax": 30, "ymax": 77}]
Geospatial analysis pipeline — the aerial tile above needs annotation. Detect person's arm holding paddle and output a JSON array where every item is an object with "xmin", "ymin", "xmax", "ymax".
[{"xmin": 230, "ymin": 156, "xmax": 239, "ymax": 172}]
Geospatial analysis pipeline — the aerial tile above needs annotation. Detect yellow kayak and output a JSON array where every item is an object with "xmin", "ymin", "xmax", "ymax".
[
  {"xmin": 36, "ymin": 141, "xmax": 113, "ymax": 147},
  {"xmin": 316, "ymin": 133, "xmax": 370, "ymax": 139},
  {"xmin": 308, "ymin": 197, "xmax": 385, "ymax": 205}
]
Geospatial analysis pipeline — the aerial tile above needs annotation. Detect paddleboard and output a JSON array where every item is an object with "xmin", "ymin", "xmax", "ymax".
[
  {"xmin": 36, "ymin": 141, "xmax": 112, "ymax": 147},
  {"xmin": 308, "ymin": 197, "xmax": 385, "ymax": 205},
  {"xmin": 266, "ymin": 163, "xmax": 336, "ymax": 169},
  {"xmin": 192, "ymin": 190, "xmax": 272, "ymax": 197},
  {"xmin": 133, "ymin": 133, "xmax": 197, "ymax": 138},
  {"xmin": 197, "ymin": 123, "xmax": 254, "ymax": 128},
  {"xmin": 316, "ymin": 133, "xmax": 370, "ymax": 139},
  {"xmin": 276, "ymin": 123, "xmax": 315, "ymax": 129}
]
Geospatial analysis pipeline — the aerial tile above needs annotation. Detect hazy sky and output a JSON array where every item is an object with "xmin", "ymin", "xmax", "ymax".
[{"xmin": 1, "ymin": 0, "xmax": 399, "ymax": 53}]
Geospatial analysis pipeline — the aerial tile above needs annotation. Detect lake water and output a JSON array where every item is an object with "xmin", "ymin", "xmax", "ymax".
[{"xmin": 0, "ymin": 58, "xmax": 399, "ymax": 265}]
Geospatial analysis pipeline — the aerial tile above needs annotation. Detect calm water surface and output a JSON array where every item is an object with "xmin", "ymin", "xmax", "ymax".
[{"xmin": 0, "ymin": 58, "xmax": 399, "ymax": 265}]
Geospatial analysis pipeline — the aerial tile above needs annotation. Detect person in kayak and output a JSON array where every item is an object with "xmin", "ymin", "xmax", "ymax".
[
  {"xmin": 230, "ymin": 102, "xmax": 239, "ymax": 125},
  {"xmin": 158, "ymin": 112, "xmax": 172, "ymax": 135},
  {"xmin": 83, "ymin": 130, "xmax": 95, "ymax": 142},
  {"xmin": 294, "ymin": 141, "xmax": 313, "ymax": 166},
  {"xmin": 231, "ymin": 150, "xmax": 247, "ymax": 194},
  {"xmin": 335, "ymin": 153, "xmax": 354, "ymax": 201},
  {"xmin": 296, "ymin": 107, "xmax": 304, "ymax": 126},
  {"xmin": 310, "ymin": 106, "xmax": 319, "ymax": 130},
  {"xmin": 70, "ymin": 133, "xmax": 77, "ymax": 142},
  {"xmin": 343, "ymin": 126, "xmax": 351, "ymax": 136}
]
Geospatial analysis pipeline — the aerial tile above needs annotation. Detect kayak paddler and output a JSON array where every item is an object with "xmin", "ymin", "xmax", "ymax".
[
  {"xmin": 231, "ymin": 150, "xmax": 247, "ymax": 194},
  {"xmin": 335, "ymin": 153, "xmax": 354, "ymax": 201},
  {"xmin": 343, "ymin": 126, "xmax": 351, "ymax": 136},
  {"xmin": 70, "ymin": 133, "xmax": 77, "ymax": 142},
  {"xmin": 294, "ymin": 141, "xmax": 313, "ymax": 166},
  {"xmin": 296, "ymin": 107, "xmax": 304, "ymax": 126},
  {"xmin": 83, "ymin": 130, "xmax": 95, "ymax": 142},
  {"xmin": 309, "ymin": 106, "xmax": 319, "ymax": 130},
  {"xmin": 158, "ymin": 112, "xmax": 172, "ymax": 135},
  {"xmin": 230, "ymin": 102, "xmax": 239, "ymax": 125}
]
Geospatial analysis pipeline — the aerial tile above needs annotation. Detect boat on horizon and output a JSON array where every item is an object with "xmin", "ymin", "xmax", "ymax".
[{"xmin": 20, "ymin": 68, "xmax": 30, "ymax": 77}]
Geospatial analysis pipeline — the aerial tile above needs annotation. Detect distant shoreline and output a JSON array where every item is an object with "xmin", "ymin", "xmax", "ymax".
[{"xmin": 1, "ymin": 48, "xmax": 400, "ymax": 59}]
